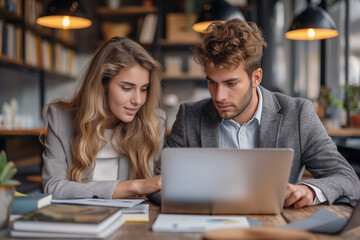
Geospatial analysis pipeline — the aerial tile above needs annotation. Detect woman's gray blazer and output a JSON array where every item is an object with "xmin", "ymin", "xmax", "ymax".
[{"xmin": 42, "ymin": 105, "xmax": 166, "ymax": 199}]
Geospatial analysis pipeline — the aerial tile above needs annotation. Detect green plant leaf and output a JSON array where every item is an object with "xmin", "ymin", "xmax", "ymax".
[
  {"xmin": 0, "ymin": 162, "xmax": 17, "ymax": 182},
  {"xmin": 0, "ymin": 151, "xmax": 18, "ymax": 187},
  {"xmin": 0, "ymin": 179, "xmax": 20, "ymax": 186},
  {"xmin": 0, "ymin": 151, "xmax": 6, "ymax": 172}
]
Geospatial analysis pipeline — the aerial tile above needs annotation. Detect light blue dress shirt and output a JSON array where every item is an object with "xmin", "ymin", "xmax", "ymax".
[
  {"xmin": 219, "ymin": 87, "xmax": 326, "ymax": 205},
  {"xmin": 219, "ymin": 87, "xmax": 262, "ymax": 149}
]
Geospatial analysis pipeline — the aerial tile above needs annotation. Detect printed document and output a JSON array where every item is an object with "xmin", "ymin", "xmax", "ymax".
[
  {"xmin": 51, "ymin": 198, "xmax": 144, "ymax": 208},
  {"xmin": 152, "ymin": 214, "xmax": 249, "ymax": 232}
]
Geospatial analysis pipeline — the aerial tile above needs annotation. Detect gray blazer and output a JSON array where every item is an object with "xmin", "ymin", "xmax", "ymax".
[
  {"xmin": 42, "ymin": 105, "xmax": 166, "ymax": 199},
  {"xmin": 166, "ymin": 86, "xmax": 360, "ymax": 203}
]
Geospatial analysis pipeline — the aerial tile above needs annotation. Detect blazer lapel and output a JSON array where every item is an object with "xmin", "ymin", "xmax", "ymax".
[
  {"xmin": 258, "ymin": 87, "xmax": 283, "ymax": 148},
  {"xmin": 201, "ymin": 102, "xmax": 221, "ymax": 147}
]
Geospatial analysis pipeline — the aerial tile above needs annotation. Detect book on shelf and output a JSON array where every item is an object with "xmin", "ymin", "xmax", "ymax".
[
  {"xmin": 121, "ymin": 204, "xmax": 149, "ymax": 222},
  {"xmin": 25, "ymin": 30, "xmax": 37, "ymax": 66},
  {"xmin": 11, "ymin": 204, "xmax": 125, "ymax": 239},
  {"xmin": 12, "ymin": 193, "xmax": 52, "ymax": 215},
  {"xmin": 139, "ymin": 13, "xmax": 158, "ymax": 44},
  {"xmin": 0, "ymin": 19, "xmax": 3, "ymax": 55},
  {"xmin": 15, "ymin": 26, "xmax": 22, "ymax": 61}
]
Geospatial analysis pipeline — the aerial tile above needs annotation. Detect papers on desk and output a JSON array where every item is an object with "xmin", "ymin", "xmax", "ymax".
[
  {"xmin": 121, "ymin": 204, "xmax": 149, "ymax": 222},
  {"xmin": 152, "ymin": 214, "xmax": 249, "ymax": 232},
  {"xmin": 51, "ymin": 198, "xmax": 144, "ymax": 208}
]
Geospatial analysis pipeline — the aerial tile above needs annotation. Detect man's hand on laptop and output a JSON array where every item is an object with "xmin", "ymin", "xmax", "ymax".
[{"xmin": 284, "ymin": 183, "xmax": 316, "ymax": 208}]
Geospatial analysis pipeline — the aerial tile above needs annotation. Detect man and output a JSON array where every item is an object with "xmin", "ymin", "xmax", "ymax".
[{"xmin": 165, "ymin": 19, "xmax": 360, "ymax": 208}]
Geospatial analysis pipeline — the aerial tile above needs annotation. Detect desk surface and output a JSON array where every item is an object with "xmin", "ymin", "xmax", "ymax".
[
  {"xmin": 119, "ymin": 203, "xmax": 358, "ymax": 240},
  {"xmin": 1, "ymin": 203, "xmax": 359, "ymax": 239}
]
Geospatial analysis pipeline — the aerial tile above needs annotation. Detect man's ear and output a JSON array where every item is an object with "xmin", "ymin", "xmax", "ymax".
[{"xmin": 252, "ymin": 68, "xmax": 262, "ymax": 87}]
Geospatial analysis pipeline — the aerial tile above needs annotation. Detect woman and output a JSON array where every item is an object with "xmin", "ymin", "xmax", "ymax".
[{"xmin": 42, "ymin": 37, "xmax": 165, "ymax": 199}]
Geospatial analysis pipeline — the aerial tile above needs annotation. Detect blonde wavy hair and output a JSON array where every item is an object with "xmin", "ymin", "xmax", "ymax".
[
  {"xmin": 43, "ymin": 37, "xmax": 163, "ymax": 182},
  {"xmin": 193, "ymin": 19, "xmax": 267, "ymax": 79}
]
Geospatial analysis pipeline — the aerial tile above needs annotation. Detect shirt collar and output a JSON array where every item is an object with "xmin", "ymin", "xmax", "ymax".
[{"xmin": 220, "ymin": 86, "xmax": 263, "ymax": 126}]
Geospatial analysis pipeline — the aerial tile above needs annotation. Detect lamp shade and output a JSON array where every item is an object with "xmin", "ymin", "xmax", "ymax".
[
  {"xmin": 192, "ymin": 0, "xmax": 245, "ymax": 33},
  {"xmin": 36, "ymin": 0, "xmax": 92, "ymax": 29},
  {"xmin": 285, "ymin": 6, "xmax": 338, "ymax": 40}
]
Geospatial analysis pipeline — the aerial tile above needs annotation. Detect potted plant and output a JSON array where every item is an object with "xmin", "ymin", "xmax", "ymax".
[
  {"xmin": 0, "ymin": 151, "xmax": 20, "ymax": 230},
  {"xmin": 345, "ymin": 84, "xmax": 360, "ymax": 127},
  {"xmin": 317, "ymin": 86, "xmax": 344, "ymax": 129}
]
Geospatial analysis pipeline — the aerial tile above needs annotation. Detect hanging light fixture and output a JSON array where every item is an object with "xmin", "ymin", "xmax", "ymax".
[
  {"xmin": 36, "ymin": 0, "xmax": 92, "ymax": 29},
  {"xmin": 192, "ymin": 0, "xmax": 245, "ymax": 33},
  {"xmin": 285, "ymin": 5, "xmax": 338, "ymax": 40}
]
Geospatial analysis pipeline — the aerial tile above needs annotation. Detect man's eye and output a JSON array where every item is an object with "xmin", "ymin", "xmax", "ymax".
[
  {"xmin": 208, "ymin": 81, "xmax": 217, "ymax": 85},
  {"xmin": 227, "ymin": 82, "xmax": 237, "ymax": 86}
]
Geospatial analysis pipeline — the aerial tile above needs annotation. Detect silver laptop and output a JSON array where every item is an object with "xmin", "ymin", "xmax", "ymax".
[{"xmin": 161, "ymin": 148, "xmax": 294, "ymax": 215}]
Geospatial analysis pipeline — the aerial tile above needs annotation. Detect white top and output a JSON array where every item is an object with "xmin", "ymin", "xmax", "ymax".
[{"xmin": 93, "ymin": 129, "xmax": 129, "ymax": 181}]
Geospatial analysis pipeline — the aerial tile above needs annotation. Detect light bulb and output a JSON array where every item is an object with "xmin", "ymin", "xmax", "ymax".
[
  {"xmin": 62, "ymin": 16, "xmax": 70, "ymax": 28},
  {"xmin": 307, "ymin": 28, "xmax": 315, "ymax": 39}
]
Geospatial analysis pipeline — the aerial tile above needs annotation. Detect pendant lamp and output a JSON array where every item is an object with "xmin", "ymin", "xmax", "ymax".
[
  {"xmin": 36, "ymin": 0, "xmax": 92, "ymax": 29},
  {"xmin": 192, "ymin": 0, "xmax": 245, "ymax": 33},
  {"xmin": 285, "ymin": 5, "xmax": 338, "ymax": 40}
]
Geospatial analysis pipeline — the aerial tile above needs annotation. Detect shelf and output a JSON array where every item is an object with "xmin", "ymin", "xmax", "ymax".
[
  {"xmin": 0, "ymin": 7, "xmax": 22, "ymax": 22},
  {"xmin": 25, "ymin": 22, "xmax": 52, "ymax": 38},
  {"xmin": 327, "ymin": 128, "xmax": 360, "ymax": 137},
  {"xmin": 0, "ymin": 55, "xmax": 23, "ymax": 66},
  {"xmin": 25, "ymin": 23, "xmax": 75, "ymax": 49},
  {"xmin": 96, "ymin": 6, "xmax": 157, "ymax": 17},
  {"xmin": 0, "ymin": 128, "xmax": 46, "ymax": 136},
  {"xmin": 0, "ymin": 57, "xmax": 74, "ymax": 80},
  {"xmin": 44, "ymin": 70, "xmax": 75, "ymax": 82}
]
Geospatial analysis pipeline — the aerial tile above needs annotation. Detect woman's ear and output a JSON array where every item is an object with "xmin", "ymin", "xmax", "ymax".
[
  {"xmin": 252, "ymin": 68, "xmax": 263, "ymax": 87},
  {"xmin": 102, "ymin": 76, "xmax": 110, "ymax": 85}
]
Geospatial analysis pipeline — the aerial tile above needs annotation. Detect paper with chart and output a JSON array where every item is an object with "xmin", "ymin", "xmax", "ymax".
[{"xmin": 152, "ymin": 214, "xmax": 249, "ymax": 232}]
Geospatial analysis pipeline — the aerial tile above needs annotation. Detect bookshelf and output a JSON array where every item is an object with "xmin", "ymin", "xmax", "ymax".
[
  {"xmin": 96, "ymin": 5, "xmax": 157, "ymax": 16},
  {"xmin": 0, "ymin": 0, "xmax": 76, "ymax": 129},
  {"xmin": 0, "ymin": 0, "xmax": 76, "ymax": 193},
  {"xmin": 96, "ymin": 5, "xmax": 158, "ymax": 46}
]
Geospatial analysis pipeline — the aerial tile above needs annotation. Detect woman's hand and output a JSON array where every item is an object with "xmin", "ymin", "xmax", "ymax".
[
  {"xmin": 133, "ymin": 175, "xmax": 162, "ymax": 196},
  {"xmin": 112, "ymin": 175, "xmax": 162, "ymax": 199}
]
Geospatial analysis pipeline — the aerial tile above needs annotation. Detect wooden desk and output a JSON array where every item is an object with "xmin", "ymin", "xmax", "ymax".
[
  {"xmin": 111, "ymin": 203, "xmax": 358, "ymax": 239},
  {"xmin": 1, "ymin": 203, "xmax": 359, "ymax": 239}
]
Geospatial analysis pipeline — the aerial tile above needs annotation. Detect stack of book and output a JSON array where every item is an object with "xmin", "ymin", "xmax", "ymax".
[
  {"xmin": 12, "ymin": 193, "xmax": 52, "ymax": 215},
  {"xmin": 11, "ymin": 204, "xmax": 124, "ymax": 238}
]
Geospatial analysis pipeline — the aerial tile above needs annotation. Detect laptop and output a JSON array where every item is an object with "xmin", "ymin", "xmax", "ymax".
[{"xmin": 160, "ymin": 148, "xmax": 294, "ymax": 215}]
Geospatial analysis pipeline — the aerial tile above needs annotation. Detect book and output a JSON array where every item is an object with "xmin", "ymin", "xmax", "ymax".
[
  {"xmin": 152, "ymin": 214, "xmax": 249, "ymax": 232},
  {"xmin": 11, "ymin": 204, "xmax": 124, "ymax": 238},
  {"xmin": 139, "ymin": 13, "xmax": 158, "ymax": 44},
  {"xmin": 121, "ymin": 204, "xmax": 149, "ymax": 222},
  {"xmin": 12, "ymin": 193, "xmax": 52, "ymax": 215}
]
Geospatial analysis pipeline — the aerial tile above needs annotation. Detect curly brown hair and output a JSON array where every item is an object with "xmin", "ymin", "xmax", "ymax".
[{"xmin": 193, "ymin": 19, "xmax": 267, "ymax": 79}]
